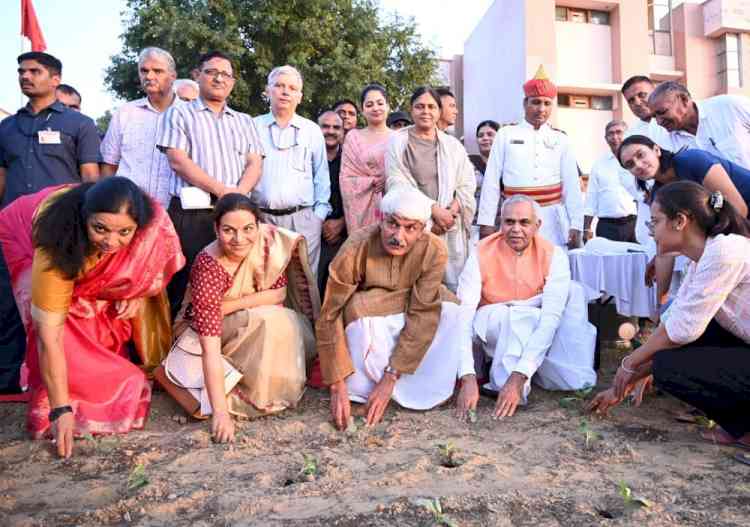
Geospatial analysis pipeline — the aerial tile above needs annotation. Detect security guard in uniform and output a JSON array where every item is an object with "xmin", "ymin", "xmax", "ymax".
[{"xmin": 477, "ymin": 65, "xmax": 583, "ymax": 249}]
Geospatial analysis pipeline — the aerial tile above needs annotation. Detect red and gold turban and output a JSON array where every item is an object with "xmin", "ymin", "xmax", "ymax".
[{"xmin": 523, "ymin": 65, "xmax": 557, "ymax": 98}]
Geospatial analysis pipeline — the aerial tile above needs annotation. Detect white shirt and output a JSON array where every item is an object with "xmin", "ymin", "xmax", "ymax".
[
  {"xmin": 668, "ymin": 95, "xmax": 750, "ymax": 168},
  {"xmin": 584, "ymin": 152, "xmax": 638, "ymax": 219},
  {"xmin": 663, "ymin": 234, "xmax": 750, "ymax": 345},
  {"xmin": 477, "ymin": 120, "xmax": 584, "ymax": 230},
  {"xmin": 101, "ymin": 96, "xmax": 182, "ymax": 206},
  {"xmin": 456, "ymin": 245, "xmax": 571, "ymax": 379},
  {"xmin": 625, "ymin": 118, "xmax": 674, "ymax": 151},
  {"xmin": 252, "ymin": 112, "xmax": 331, "ymax": 220}
]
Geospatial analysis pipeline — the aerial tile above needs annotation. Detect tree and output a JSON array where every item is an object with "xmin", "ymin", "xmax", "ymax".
[
  {"xmin": 96, "ymin": 110, "xmax": 113, "ymax": 135},
  {"xmin": 105, "ymin": 0, "xmax": 439, "ymax": 117}
]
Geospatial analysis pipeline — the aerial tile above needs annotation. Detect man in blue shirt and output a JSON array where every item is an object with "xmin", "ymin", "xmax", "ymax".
[{"xmin": 0, "ymin": 51, "xmax": 100, "ymax": 393}]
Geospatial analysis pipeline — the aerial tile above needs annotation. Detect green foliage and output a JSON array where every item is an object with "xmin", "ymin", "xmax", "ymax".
[
  {"xmin": 105, "ymin": 0, "xmax": 439, "ymax": 116},
  {"xmin": 96, "ymin": 110, "xmax": 113, "ymax": 135},
  {"xmin": 127, "ymin": 463, "xmax": 149, "ymax": 491},
  {"xmin": 559, "ymin": 384, "xmax": 594, "ymax": 409},
  {"xmin": 578, "ymin": 420, "xmax": 602, "ymax": 450},
  {"xmin": 300, "ymin": 454, "xmax": 318, "ymax": 477},
  {"xmin": 618, "ymin": 480, "xmax": 653, "ymax": 509},
  {"xmin": 437, "ymin": 441, "xmax": 465, "ymax": 468},
  {"xmin": 416, "ymin": 498, "xmax": 458, "ymax": 527}
]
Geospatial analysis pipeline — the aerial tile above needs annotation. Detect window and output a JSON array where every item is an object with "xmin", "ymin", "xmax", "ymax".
[
  {"xmin": 718, "ymin": 33, "xmax": 742, "ymax": 89},
  {"xmin": 648, "ymin": 1, "xmax": 672, "ymax": 56},
  {"xmin": 554, "ymin": 5, "xmax": 610, "ymax": 25},
  {"xmin": 558, "ymin": 94, "xmax": 614, "ymax": 111},
  {"xmin": 589, "ymin": 10, "xmax": 610, "ymax": 25}
]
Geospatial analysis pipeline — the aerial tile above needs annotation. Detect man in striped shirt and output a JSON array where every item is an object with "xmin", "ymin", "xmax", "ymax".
[
  {"xmin": 252, "ymin": 65, "xmax": 330, "ymax": 278},
  {"xmin": 158, "ymin": 50, "xmax": 264, "ymax": 316}
]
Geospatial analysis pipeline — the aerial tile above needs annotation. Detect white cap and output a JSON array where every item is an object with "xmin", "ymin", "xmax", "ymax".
[{"xmin": 380, "ymin": 186, "xmax": 432, "ymax": 222}]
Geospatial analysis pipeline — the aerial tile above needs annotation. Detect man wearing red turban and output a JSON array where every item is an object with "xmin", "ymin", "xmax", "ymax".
[{"xmin": 476, "ymin": 65, "xmax": 583, "ymax": 249}]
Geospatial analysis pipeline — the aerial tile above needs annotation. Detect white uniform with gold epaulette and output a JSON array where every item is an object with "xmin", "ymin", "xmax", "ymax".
[{"xmin": 477, "ymin": 120, "xmax": 584, "ymax": 247}]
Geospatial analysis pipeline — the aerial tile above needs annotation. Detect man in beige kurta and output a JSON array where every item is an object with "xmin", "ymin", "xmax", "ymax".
[{"xmin": 316, "ymin": 187, "xmax": 478, "ymax": 429}]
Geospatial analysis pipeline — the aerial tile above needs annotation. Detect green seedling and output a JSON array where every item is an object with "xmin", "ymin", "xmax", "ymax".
[
  {"xmin": 127, "ymin": 463, "xmax": 148, "ymax": 491},
  {"xmin": 559, "ymin": 384, "xmax": 594, "ymax": 408},
  {"xmin": 467, "ymin": 408, "xmax": 478, "ymax": 424},
  {"xmin": 438, "ymin": 442, "xmax": 465, "ymax": 468},
  {"xmin": 578, "ymin": 420, "xmax": 602, "ymax": 449},
  {"xmin": 618, "ymin": 480, "xmax": 653, "ymax": 509},
  {"xmin": 416, "ymin": 498, "xmax": 458, "ymax": 527},
  {"xmin": 300, "ymin": 454, "xmax": 318, "ymax": 477}
]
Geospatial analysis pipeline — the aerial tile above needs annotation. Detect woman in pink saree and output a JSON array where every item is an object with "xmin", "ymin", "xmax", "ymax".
[
  {"xmin": 340, "ymin": 83, "xmax": 394, "ymax": 233},
  {"xmin": 0, "ymin": 177, "xmax": 184, "ymax": 457}
]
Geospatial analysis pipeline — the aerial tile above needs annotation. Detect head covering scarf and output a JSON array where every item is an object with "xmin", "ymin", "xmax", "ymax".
[{"xmin": 380, "ymin": 186, "xmax": 433, "ymax": 222}]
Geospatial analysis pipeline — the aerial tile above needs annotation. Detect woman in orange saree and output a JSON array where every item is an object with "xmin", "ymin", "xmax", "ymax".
[{"xmin": 0, "ymin": 177, "xmax": 184, "ymax": 457}]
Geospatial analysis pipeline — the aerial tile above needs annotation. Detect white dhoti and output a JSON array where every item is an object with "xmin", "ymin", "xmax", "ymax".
[
  {"xmin": 475, "ymin": 281, "xmax": 597, "ymax": 401},
  {"xmin": 537, "ymin": 203, "xmax": 570, "ymax": 248},
  {"xmin": 344, "ymin": 302, "xmax": 468, "ymax": 409}
]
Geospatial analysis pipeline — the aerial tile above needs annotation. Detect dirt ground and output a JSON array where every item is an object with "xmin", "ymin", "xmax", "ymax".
[{"xmin": 1, "ymin": 346, "xmax": 749, "ymax": 527}]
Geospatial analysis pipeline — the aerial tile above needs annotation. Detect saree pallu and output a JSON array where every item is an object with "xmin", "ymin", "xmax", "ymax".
[
  {"xmin": 340, "ymin": 129, "xmax": 392, "ymax": 233},
  {"xmin": 0, "ymin": 185, "xmax": 185, "ymax": 438},
  {"xmin": 172, "ymin": 224, "xmax": 320, "ymax": 418}
]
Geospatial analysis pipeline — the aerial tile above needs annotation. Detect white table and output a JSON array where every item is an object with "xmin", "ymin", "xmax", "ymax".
[{"xmin": 568, "ymin": 249, "xmax": 658, "ymax": 318}]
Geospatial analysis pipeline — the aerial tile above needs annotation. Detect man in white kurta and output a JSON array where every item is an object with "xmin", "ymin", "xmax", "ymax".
[
  {"xmin": 649, "ymin": 81, "xmax": 750, "ymax": 168},
  {"xmin": 316, "ymin": 187, "xmax": 478, "ymax": 430},
  {"xmin": 459, "ymin": 195, "xmax": 596, "ymax": 418},
  {"xmin": 477, "ymin": 66, "xmax": 584, "ymax": 249}
]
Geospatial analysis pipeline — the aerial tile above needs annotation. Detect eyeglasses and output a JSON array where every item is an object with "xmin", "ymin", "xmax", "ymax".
[{"xmin": 202, "ymin": 68, "xmax": 235, "ymax": 81}]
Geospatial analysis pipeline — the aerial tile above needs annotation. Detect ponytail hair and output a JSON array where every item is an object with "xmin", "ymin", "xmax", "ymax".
[
  {"xmin": 32, "ymin": 177, "xmax": 155, "ymax": 279},
  {"xmin": 653, "ymin": 181, "xmax": 750, "ymax": 238}
]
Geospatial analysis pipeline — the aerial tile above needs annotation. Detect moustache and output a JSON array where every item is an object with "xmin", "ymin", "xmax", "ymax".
[
  {"xmin": 324, "ymin": 134, "xmax": 338, "ymax": 139},
  {"xmin": 387, "ymin": 237, "xmax": 406, "ymax": 248}
]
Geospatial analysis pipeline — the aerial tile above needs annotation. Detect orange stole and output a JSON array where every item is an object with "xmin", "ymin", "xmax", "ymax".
[{"xmin": 477, "ymin": 232, "xmax": 554, "ymax": 307}]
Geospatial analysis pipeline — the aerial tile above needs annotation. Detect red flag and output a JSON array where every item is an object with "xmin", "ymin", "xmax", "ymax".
[{"xmin": 21, "ymin": 0, "xmax": 47, "ymax": 52}]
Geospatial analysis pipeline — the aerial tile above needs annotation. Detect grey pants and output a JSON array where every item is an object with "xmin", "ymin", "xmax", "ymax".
[{"xmin": 258, "ymin": 207, "xmax": 323, "ymax": 280}]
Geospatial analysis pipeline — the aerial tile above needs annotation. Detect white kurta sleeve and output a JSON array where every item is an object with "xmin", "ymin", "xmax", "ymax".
[
  {"xmin": 560, "ymin": 137, "xmax": 584, "ymax": 231},
  {"xmin": 456, "ymin": 250, "xmax": 482, "ymax": 378},
  {"xmin": 513, "ymin": 247, "xmax": 571, "ymax": 379},
  {"xmin": 477, "ymin": 130, "xmax": 505, "ymax": 226}
]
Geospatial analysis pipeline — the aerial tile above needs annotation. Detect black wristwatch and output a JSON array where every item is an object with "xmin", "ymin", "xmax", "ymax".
[
  {"xmin": 383, "ymin": 365, "xmax": 401, "ymax": 380},
  {"xmin": 49, "ymin": 405, "xmax": 73, "ymax": 422}
]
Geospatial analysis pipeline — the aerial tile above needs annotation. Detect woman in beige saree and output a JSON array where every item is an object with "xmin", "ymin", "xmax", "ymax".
[
  {"xmin": 167, "ymin": 194, "xmax": 319, "ymax": 442},
  {"xmin": 340, "ymin": 83, "xmax": 393, "ymax": 233}
]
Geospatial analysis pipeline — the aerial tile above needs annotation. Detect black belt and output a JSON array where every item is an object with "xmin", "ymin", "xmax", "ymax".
[
  {"xmin": 258, "ymin": 205, "xmax": 310, "ymax": 216},
  {"xmin": 598, "ymin": 215, "xmax": 637, "ymax": 225}
]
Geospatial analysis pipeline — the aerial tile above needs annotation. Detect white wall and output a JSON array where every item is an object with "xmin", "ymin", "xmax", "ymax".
[
  {"xmin": 463, "ymin": 0, "xmax": 526, "ymax": 153},
  {"xmin": 556, "ymin": 107, "xmax": 613, "ymax": 174},
  {"xmin": 555, "ymin": 21, "xmax": 613, "ymax": 86}
]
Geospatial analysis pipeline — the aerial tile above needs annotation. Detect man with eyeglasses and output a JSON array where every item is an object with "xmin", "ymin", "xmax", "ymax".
[
  {"xmin": 101, "ymin": 47, "xmax": 182, "ymax": 207},
  {"xmin": 158, "ymin": 50, "xmax": 264, "ymax": 317},
  {"xmin": 0, "ymin": 51, "xmax": 100, "ymax": 395},
  {"xmin": 252, "ymin": 65, "xmax": 330, "ymax": 279}
]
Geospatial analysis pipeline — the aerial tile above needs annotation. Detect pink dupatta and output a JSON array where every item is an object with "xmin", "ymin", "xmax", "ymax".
[
  {"xmin": 0, "ymin": 185, "xmax": 185, "ymax": 437},
  {"xmin": 340, "ymin": 128, "xmax": 392, "ymax": 233}
]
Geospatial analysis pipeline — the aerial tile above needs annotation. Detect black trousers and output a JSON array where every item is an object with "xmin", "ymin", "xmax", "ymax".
[
  {"xmin": 317, "ymin": 233, "xmax": 345, "ymax": 302},
  {"xmin": 0, "ymin": 248, "xmax": 24, "ymax": 392},
  {"xmin": 596, "ymin": 216, "xmax": 637, "ymax": 243},
  {"xmin": 166, "ymin": 198, "xmax": 216, "ymax": 320},
  {"xmin": 653, "ymin": 319, "xmax": 750, "ymax": 439}
]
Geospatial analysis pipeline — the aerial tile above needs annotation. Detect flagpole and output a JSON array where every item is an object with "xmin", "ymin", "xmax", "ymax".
[{"xmin": 20, "ymin": 0, "xmax": 25, "ymax": 109}]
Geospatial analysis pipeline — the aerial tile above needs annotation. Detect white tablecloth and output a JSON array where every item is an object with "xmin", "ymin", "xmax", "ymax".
[{"xmin": 568, "ymin": 249, "xmax": 658, "ymax": 317}]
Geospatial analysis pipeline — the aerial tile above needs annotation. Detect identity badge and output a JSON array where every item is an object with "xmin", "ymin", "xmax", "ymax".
[{"xmin": 38, "ymin": 130, "xmax": 61, "ymax": 144}]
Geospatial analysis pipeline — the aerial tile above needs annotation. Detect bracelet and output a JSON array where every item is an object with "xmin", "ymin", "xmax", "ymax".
[
  {"xmin": 620, "ymin": 357, "xmax": 636, "ymax": 374},
  {"xmin": 383, "ymin": 365, "xmax": 401, "ymax": 380},
  {"xmin": 49, "ymin": 405, "xmax": 73, "ymax": 422}
]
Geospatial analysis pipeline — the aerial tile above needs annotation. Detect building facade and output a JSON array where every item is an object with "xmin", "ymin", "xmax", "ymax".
[{"xmin": 462, "ymin": 0, "xmax": 750, "ymax": 172}]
